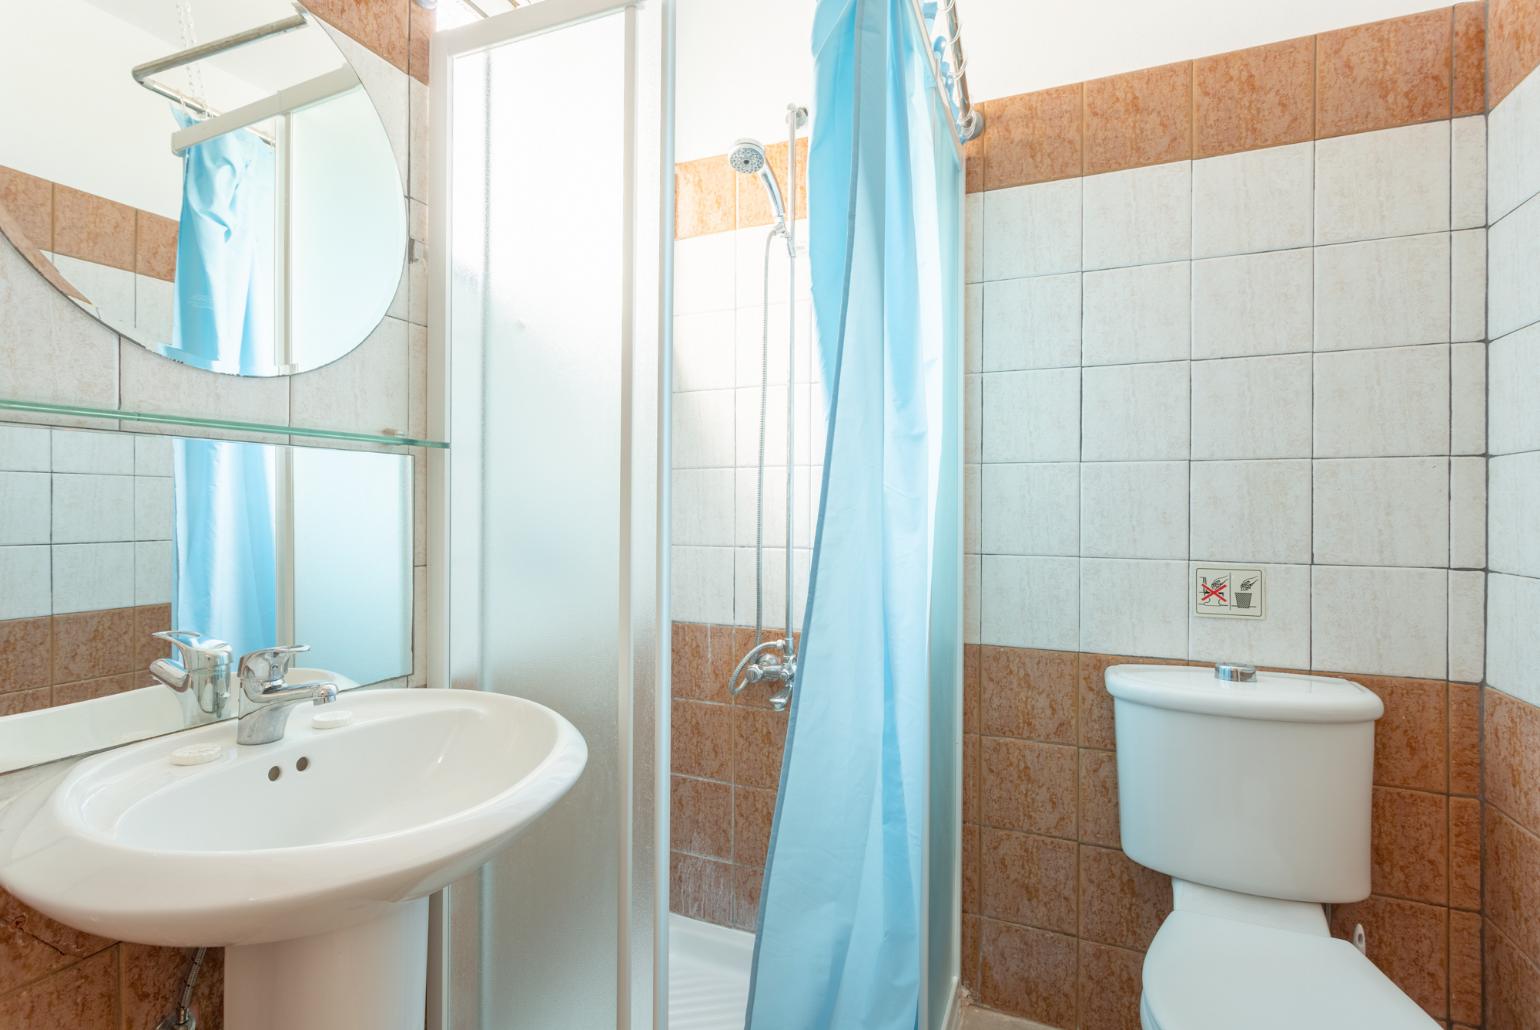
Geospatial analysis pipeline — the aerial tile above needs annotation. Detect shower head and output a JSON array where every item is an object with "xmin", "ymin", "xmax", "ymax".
[{"xmin": 727, "ymin": 137, "xmax": 787, "ymax": 229}]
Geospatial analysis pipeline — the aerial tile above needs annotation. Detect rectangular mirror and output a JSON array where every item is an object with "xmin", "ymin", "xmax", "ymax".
[{"xmin": 0, "ymin": 422, "xmax": 412, "ymax": 773}]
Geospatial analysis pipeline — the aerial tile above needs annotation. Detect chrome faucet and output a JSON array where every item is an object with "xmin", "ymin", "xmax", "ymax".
[
  {"xmin": 149, "ymin": 631, "xmax": 233, "ymax": 718},
  {"xmin": 236, "ymin": 644, "xmax": 338, "ymax": 746}
]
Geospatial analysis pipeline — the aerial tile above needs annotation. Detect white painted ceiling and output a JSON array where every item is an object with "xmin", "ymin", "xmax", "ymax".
[{"xmin": 676, "ymin": 0, "xmax": 1454, "ymax": 161}]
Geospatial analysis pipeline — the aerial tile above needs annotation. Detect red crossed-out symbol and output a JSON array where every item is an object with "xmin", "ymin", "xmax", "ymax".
[{"xmin": 1201, "ymin": 578, "xmax": 1228, "ymax": 603}]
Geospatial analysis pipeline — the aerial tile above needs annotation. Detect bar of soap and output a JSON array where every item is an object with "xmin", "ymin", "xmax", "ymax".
[
  {"xmin": 312, "ymin": 709, "xmax": 354, "ymax": 730},
  {"xmin": 170, "ymin": 743, "xmax": 223, "ymax": 766}
]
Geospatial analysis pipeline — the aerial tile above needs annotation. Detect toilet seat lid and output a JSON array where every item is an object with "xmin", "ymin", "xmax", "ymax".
[{"xmin": 1143, "ymin": 912, "xmax": 1439, "ymax": 1030}]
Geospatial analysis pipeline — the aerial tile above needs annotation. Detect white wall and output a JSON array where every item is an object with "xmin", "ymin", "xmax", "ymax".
[{"xmin": 676, "ymin": 0, "xmax": 1452, "ymax": 162}]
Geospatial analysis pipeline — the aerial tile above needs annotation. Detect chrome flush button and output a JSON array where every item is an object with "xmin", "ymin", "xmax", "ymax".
[{"xmin": 1214, "ymin": 662, "xmax": 1258, "ymax": 683}]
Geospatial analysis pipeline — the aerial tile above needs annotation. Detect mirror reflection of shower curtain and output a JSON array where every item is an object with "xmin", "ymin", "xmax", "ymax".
[
  {"xmin": 171, "ymin": 439, "xmax": 279, "ymax": 666},
  {"xmin": 170, "ymin": 108, "xmax": 275, "ymax": 374}
]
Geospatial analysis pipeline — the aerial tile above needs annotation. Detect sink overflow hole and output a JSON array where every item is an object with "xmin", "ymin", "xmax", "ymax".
[
  {"xmin": 267, "ymin": 766, "xmax": 281, "ymax": 782},
  {"xmin": 297, "ymin": 756, "xmax": 310, "ymax": 772}
]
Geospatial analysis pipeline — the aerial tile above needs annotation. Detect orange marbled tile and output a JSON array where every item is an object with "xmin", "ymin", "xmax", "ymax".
[
  {"xmin": 729, "ymin": 865, "xmax": 762, "ymax": 932},
  {"xmin": 980, "ymin": 645, "xmax": 1077, "ymax": 744},
  {"xmin": 674, "ymin": 156, "xmax": 736, "ymax": 239},
  {"xmin": 1078, "ymin": 843, "xmax": 1171, "ymax": 952},
  {"xmin": 134, "ymin": 211, "xmax": 178, "ymax": 283},
  {"xmin": 983, "ymin": 84, "xmax": 1083, "ymax": 190},
  {"xmin": 305, "ymin": 0, "xmax": 410, "ymax": 71},
  {"xmin": 1448, "ymin": 795, "xmax": 1481, "ymax": 911},
  {"xmin": 980, "ymin": 737, "xmax": 1077, "ymax": 839},
  {"xmin": 1077, "ymin": 748, "xmax": 1121, "ymax": 849},
  {"xmin": 0, "ymin": 617, "xmax": 51, "ymax": 695},
  {"xmin": 1083, "ymin": 62, "xmax": 1192, "ymax": 176},
  {"xmin": 0, "ymin": 947, "xmax": 119, "ymax": 1030},
  {"xmin": 120, "ymin": 944, "xmax": 222, "ymax": 1030},
  {"xmin": 1453, "ymin": 2, "xmax": 1488, "ymax": 116},
  {"xmin": 1448, "ymin": 681, "xmax": 1481, "ymax": 796},
  {"xmin": 49, "ymin": 608, "xmax": 136, "ymax": 686},
  {"xmin": 1330, "ymin": 895, "xmax": 1448, "ymax": 1020},
  {"xmin": 978, "ymin": 917, "xmax": 1078, "ymax": 1027},
  {"xmin": 1448, "ymin": 909, "xmax": 1482, "ymax": 1026},
  {"xmin": 670, "ymin": 621, "xmax": 710, "ymax": 700},
  {"xmin": 1486, "ymin": 687, "xmax": 1540, "ymax": 837},
  {"xmin": 669, "ymin": 774, "xmax": 732, "ymax": 860},
  {"xmin": 1316, "ymin": 9, "xmax": 1453, "ymax": 138},
  {"xmin": 670, "ymin": 699, "xmax": 732, "ymax": 781},
  {"xmin": 1193, "ymin": 36, "xmax": 1315, "ymax": 158},
  {"xmin": 668, "ymin": 852, "xmax": 733, "ymax": 925},
  {"xmin": 980, "ymin": 829, "xmax": 1078, "ymax": 934},
  {"xmin": 408, "ymin": 0, "xmax": 433, "ymax": 85},
  {"xmin": 52, "ymin": 185, "xmax": 135, "ymax": 272},
  {"xmin": 52, "ymin": 673, "xmax": 138, "ymax": 708},
  {"xmin": 0, "ymin": 688, "xmax": 48, "ymax": 718},
  {"xmin": 731, "ymin": 784, "xmax": 775, "ymax": 867},
  {"xmin": 1078, "ymin": 940, "xmax": 1144, "ymax": 1030},
  {"xmin": 1358, "ymin": 674, "xmax": 1448, "ymax": 793},
  {"xmin": 961, "ymin": 914, "xmax": 981, "ymax": 994},
  {"xmin": 1370, "ymin": 786, "xmax": 1448, "ymax": 906},
  {"xmin": 1485, "ymin": 806, "xmax": 1540, "ymax": 961},
  {"xmin": 1490, "ymin": 0, "xmax": 1540, "ymax": 106},
  {"xmin": 963, "ymin": 129, "xmax": 985, "ymax": 194},
  {"xmin": 730, "ymin": 704, "xmax": 786, "ymax": 789},
  {"xmin": 1485, "ymin": 919, "xmax": 1540, "ymax": 1029},
  {"xmin": 0, "ymin": 165, "xmax": 53, "ymax": 253},
  {"xmin": 962, "ymin": 822, "xmax": 980, "ymax": 915},
  {"xmin": 963, "ymin": 732, "xmax": 980, "ymax": 823}
]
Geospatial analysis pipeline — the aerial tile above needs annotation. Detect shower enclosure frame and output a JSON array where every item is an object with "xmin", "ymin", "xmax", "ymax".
[{"xmin": 426, "ymin": 0, "xmax": 674, "ymax": 1025}]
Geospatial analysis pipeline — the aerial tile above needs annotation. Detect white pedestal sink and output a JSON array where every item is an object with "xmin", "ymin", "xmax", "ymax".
[{"xmin": 0, "ymin": 689, "xmax": 587, "ymax": 1030}]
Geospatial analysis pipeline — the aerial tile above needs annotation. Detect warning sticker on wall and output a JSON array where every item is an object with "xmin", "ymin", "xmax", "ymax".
[{"xmin": 1194, "ymin": 567, "xmax": 1265, "ymax": 619}]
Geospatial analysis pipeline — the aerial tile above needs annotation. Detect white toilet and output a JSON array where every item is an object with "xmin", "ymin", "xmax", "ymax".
[{"xmin": 1106, "ymin": 663, "xmax": 1440, "ymax": 1030}]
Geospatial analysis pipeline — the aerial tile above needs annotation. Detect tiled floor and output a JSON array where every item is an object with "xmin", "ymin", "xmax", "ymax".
[
  {"xmin": 960, "ymin": 1004, "xmax": 1055, "ymax": 1029},
  {"xmin": 669, "ymin": 914, "xmax": 753, "ymax": 1030}
]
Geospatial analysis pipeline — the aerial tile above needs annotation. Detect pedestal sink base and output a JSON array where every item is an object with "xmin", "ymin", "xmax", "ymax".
[{"xmin": 225, "ymin": 899, "xmax": 428, "ymax": 1030}]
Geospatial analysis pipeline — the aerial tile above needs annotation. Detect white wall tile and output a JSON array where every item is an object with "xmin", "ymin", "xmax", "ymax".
[
  {"xmin": 1487, "ymin": 573, "xmax": 1540, "ymax": 703},
  {"xmin": 981, "ymin": 463, "xmax": 1079, "ymax": 557},
  {"xmin": 1488, "ymin": 65, "xmax": 1540, "ymax": 224},
  {"xmin": 1451, "ymin": 116, "xmax": 1487, "ymax": 231},
  {"xmin": 965, "ymin": 464, "xmax": 981, "ymax": 554},
  {"xmin": 133, "ymin": 475, "xmax": 173, "ymax": 542},
  {"xmin": 1489, "ymin": 451, "xmax": 1540, "ymax": 578},
  {"xmin": 1079, "ymin": 557, "xmax": 1188, "ymax": 658},
  {"xmin": 966, "ymin": 374, "xmax": 982, "ymax": 463},
  {"xmin": 0, "ymin": 242, "xmax": 119, "ymax": 410},
  {"xmin": 672, "ymin": 468, "xmax": 735, "ymax": 547},
  {"xmin": 133, "ymin": 434, "xmax": 173, "ymax": 477},
  {"xmin": 1312, "ymin": 565, "xmax": 1447, "ymax": 678},
  {"xmin": 134, "ymin": 540, "xmax": 172, "ymax": 605},
  {"xmin": 1314, "ymin": 233, "xmax": 1450, "ymax": 351},
  {"xmin": 1451, "ymin": 229, "xmax": 1487, "ymax": 343},
  {"xmin": 674, "ymin": 310, "xmax": 736, "ymax": 391},
  {"xmin": 1313, "ymin": 457, "xmax": 1449, "ymax": 567},
  {"xmin": 1450, "ymin": 456, "xmax": 1486, "ymax": 571},
  {"xmin": 980, "ymin": 554, "xmax": 1079, "ymax": 650},
  {"xmin": 290, "ymin": 318, "xmax": 409, "ymax": 435},
  {"xmin": 133, "ymin": 275, "xmax": 175, "ymax": 343},
  {"xmin": 964, "ymin": 553, "xmax": 981, "ymax": 645},
  {"xmin": 734, "ymin": 384, "xmax": 811, "ymax": 467},
  {"xmin": 1192, "ymin": 142, "xmax": 1314, "ymax": 258},
  {"xmin": 50, "ymin": 473, "xmax": 133, "ymax": 544},
  {"xmin": 1188, "ymin": 562, "xmax": 1310, "ymax": 668},
  {"xmin": 0, "ymin": 545, "xmax": 50, "ymax": 619},
  {"xmin": 51, "ymin": 256, "xmax": 135, "ymax": 333},
  {"xmin": 51, "ymin": 541, "xmax": 133, "ymax": 614},
  {"xmin": 1080, "ymin": 461, "xmax": 1187, "ymax": 559},
  {"xmin": 120, "ymin": 338, "xmax": 290, "ymax": 429},
  {"xmin": 735, "ymin": 466, "xmax": 812, "ymax": 549},
  {"xmin": 981, "ymin": 274, "xmax": 1081, "ymax": 371},
  {"xmin": 1448, "ymin": 570, "xmax": 1485, "ymax": 682},
  {"xmin": 1191, "ymin": 354, "xmax": 1311, "ymax": 460},
  {"xmin": 1189, "ymin": 459, "xmax": 1311, "ymax": 564},
  {"xmin": 1082, "ymin": 362, "xmax": 1189, "ymax": 461},
  {"xmin": 965, "ymin": 284, "xmax": 983, "ymax": 374},
  {"xmin": 735, "ymin": 304, "xmax": 813, "ymax": 388},
  {"xmin": 325, "ymin": 27, "xmax": 409, "ymax": 184},
  {"xmin": 0, "ymin": 472, "xmax": 49, "ymax": 545},
  {"xmin": 1489, "ymin": 322, "xmax": 1540, "ymax": 455},
  {"xmin": 733, "ymin": 546, "xmax": 810, "ymax": 630},
  {"xmin": 409, "ymin": 78, "xmax": 429, "ymax": 203},
  {"xmin": 1314, "ymin": 121, "xmax": 1450, "ymax": 244},
  {"xmin": 1083, "ymin": 162, "xmax": 1191, "ymax": 270},
  {"xmin": 0, "ymin": 425, "xmax": 50, "ymax": 472},
  {"xmin": 965, "ymin": 193, "xmax": 984, "ymax": 285},
  {"xmin": 1450, "ymin": 341, "xmax": 1486, "ymax": 455},
  {"xmin": 734, "ymin": 225, "xmax": 807, "ymax": 310},
  {"xmin": 1191, "ymin": 248, "xmax": 1312, "ymax": 360},
  {"xmin": 670, "ymin": 545, "xmax": 734, "ymax": 624},
  {"xmin": 1489, "ymin": 192, "xmax": 1540, "ymax": 339},
  {"xmin": 981, "ymin": 179, "xmax": 1082, "ymax": 280},
  {"xmin": 1081, "ymin": 262, "xmax": 1190, "ymax": 365},
  {"xmin": 672, "ymin": 390, "xmax": 735, "ymax": 469},
  {"xmin": 981, "ymin": 369, "xmax": 1081, "ymax": 463},
  {"xmin": 674, "ymin": 233, "xmax": 736, "ymax": 315},
  {"xmin": 51, "ymin": 429, "xmax": 132, "ymax": 475},
  {"xmin": 1314, "ymin": 345, "xmax": 1450, "ymax": 458}
]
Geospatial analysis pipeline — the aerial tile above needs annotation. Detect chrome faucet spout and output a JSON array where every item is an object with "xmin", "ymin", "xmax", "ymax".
[{"xmin": 236, "ymin": 644, "xmax": 338, "ymax": 746}]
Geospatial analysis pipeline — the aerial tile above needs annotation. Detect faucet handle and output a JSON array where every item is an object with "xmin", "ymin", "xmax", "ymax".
[
  {"xmin": 153, "ymin": 630, "xmax": 232, "ymax": 671},
  {"xmin": 238, "ymin": 644, "xmax": 311, "ymax": 684}
]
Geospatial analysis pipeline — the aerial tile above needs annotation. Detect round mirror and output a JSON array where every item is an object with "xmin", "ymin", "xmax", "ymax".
[{"xmin": 0, "ymin": 0, "xmax": 407, "ymax": 377}]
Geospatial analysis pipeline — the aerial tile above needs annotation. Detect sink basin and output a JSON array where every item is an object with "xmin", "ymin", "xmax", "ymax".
[{"xmin": 0, "ymin": 688, "xmax": 587, "ymax": 1030}]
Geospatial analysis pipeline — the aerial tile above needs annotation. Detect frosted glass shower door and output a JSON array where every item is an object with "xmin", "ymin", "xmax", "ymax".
[{"xmin": 430, "ymin": 1, "xmax": 667, "ymax": 1027}]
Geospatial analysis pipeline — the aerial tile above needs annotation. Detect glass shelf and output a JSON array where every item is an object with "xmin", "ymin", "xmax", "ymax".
[{"xmin": 0, "ymin": 398, "xmax": 448, "ymax": 450}]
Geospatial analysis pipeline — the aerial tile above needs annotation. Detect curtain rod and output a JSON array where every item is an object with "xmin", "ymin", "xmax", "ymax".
[
  {"xmin": 131, "ymin": 4, "xmax": 310, "ymax": 86},
  {"xmin": 909, "ymin": 0, "xmax": 984, "ymax": 143}
]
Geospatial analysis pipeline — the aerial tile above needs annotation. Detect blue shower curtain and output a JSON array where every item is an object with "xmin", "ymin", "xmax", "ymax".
[
  {"xmin": 170, "ymin": 108, "xmax": 275, "ymax": 373},
  {"xmin": 745, "ymin": 0, "xmax": 959, "ymax": 1026}
]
